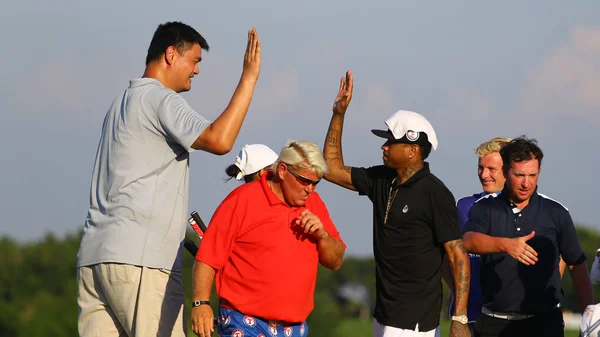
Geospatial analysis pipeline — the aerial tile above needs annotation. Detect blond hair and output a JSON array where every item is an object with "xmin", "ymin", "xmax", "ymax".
[
  {"xmin": 273, "ymin": 140, "xmax": 329, "ymax": 177},
  {"xmin": 475, "ymin": 137, "xmax": 512, "ymax": 158}
]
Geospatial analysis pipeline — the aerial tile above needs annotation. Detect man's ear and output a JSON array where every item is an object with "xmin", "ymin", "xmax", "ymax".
[
  {"xmin": 164, "ymin": 46, "xmax": 176, "ymax": 65},
  {"xmin": 411, "ymin": 144, "xmax": 420, "ymax": 158},
  {"xmin": 276, "ymin": 163, "xmax": 286, "ymax": 180},
  {"xmin": 257, "ymin": 168, "xmax": 268, "ymax": 179}
]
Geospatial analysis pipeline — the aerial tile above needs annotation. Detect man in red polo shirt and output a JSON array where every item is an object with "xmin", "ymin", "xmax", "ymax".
[{"xmin": 191, "ymin": 140, "xmax": 346, "ymax": 337}]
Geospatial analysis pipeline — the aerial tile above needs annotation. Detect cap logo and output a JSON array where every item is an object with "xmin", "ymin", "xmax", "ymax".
[{"xmin": 406, "ymin": 130, "xmax": 419, "ymax": 142}]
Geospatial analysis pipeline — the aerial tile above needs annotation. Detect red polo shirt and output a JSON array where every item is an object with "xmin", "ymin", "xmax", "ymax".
[{"xmin": 196, "ymin": 173, "xmax": 345, "ymax": 323}]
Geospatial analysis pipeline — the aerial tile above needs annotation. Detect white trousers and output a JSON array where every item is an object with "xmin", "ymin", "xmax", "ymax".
[
  {"xmin": 374, "ymin": 318, "xmax": 440, "ymax": 337},
  {"xmin": 581, "ymin": 304, "xmax": 600, "ymax": 337},
  {"xmin": 77, "ymin": 263, "xmax": 186, "ymax": 337}
]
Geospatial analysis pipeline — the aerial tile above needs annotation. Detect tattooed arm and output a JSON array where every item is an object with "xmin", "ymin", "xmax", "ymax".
[
  {"xmin": 323, "ymin": 70, "xmax": 356, "ymax": 191},
  {"xmin": 444, "ymin": 238, "xmax": 472, "ymax": 337},
  {"xmin": 444, "ymin": 239, "xmax": 470, "ymax": 315}
]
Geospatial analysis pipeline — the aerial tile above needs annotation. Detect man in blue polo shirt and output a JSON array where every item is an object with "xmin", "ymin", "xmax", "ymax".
[
  {"xmin": 446, "ymin": 137, "xmax": 511, "ymax": 333},
  {"xmin": 463, "ymin": 136, "xmax": 594, "ymax": 337}
]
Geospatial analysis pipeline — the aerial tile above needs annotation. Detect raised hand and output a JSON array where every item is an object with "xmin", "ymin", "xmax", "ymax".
[
  {"xmin": 504, "ymin": 231, "xmax": 538, "ymax": 265},
  {"xmin": 332, "ymin": 70, "xmax": 353, "ymax": 115},
  {"xmin": 242, "ymin": 27, "xmax": 261, "ymax": 83}
]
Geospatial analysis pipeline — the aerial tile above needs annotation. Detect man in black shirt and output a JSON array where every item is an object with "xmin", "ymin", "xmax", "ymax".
[
  {"xmin": 323, "ymin": 71, "xmax": 471, "ymax": 337},
  {"xmin": 464, "ymin": 136, "xmax": 594, "ymax": 337}
]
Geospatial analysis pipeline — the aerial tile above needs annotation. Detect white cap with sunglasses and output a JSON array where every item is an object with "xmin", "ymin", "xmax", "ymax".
[{"xmin": 234, "ymin": 144, "xmax": 279, "ymax": 180}]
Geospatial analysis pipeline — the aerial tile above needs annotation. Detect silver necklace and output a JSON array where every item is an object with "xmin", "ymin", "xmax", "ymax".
[{"xmin": 384, "ymin": 178, "xmax": 399, "ymax": 224}]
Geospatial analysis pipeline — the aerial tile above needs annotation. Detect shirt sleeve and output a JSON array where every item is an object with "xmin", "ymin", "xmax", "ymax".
[
  {"xmin": 307, "ymin": 193, "xmax": 346, "ymax": 248},
  {"xmin": 456, "ymin": 197, "xmax": 472, "ymax": 232},
  {"xmin": 157, "ymin": 93, "xmax": 211, "ymax": 152},
  {"xmin": 463, "ymin": 201, "xmax": 491, "ymax": 234},
  {"xmin": 429, "ymin": 186, "xmax": 462, "ymax": 244},
  {"xmin": 351, "ymin": 165, "xmax": 394, "ymax": 199},
  {"xmin": 556, "ymin": 208, "xmax": 586, "ymax": 265},
  {"xmin": 196, "ymin": 201, "xmax": 242, "ymax": 269},
  {"xmin": 317, "ymin": 201, "xmax": 346, "ymax": 249},
  {"xmin": 351, "ymin": 167, "xmax": 374, "ymax": 197}
]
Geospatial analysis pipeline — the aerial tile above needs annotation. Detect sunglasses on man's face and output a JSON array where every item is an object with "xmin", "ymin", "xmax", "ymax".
[{"xmin": 286, "ymin": 167, "xmax": 321, "ymax": 187}]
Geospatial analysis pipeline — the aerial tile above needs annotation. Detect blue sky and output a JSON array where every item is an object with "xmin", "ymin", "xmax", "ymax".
[{"xmin": 2, "ymin": 1, "xmax": 600, "ymax": 256}]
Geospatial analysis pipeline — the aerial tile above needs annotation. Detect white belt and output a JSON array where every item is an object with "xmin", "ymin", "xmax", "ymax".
[
  {"xmin": 481, "ymin": 307, "xmax": 535, "ymax": 320},
  {"xmin": 481, "ymin": 303, "xmax": 560, "ymax": 321}
]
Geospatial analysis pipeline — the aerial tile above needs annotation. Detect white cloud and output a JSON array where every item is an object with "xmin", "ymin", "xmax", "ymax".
[
  {"xmin": 366, "ymin": 82, "xmax": 393, "ymax": 115},
  {"xmin": 444, "ymin": 88, "xmax": 497, "ymax": 128},
  {"xmin": 518, "ymin": 25, "xmax": 600, "ymax": 125},
  {"xmin": 12, "ymin": 48, "xmax": 301, "ymax": 126},
  {"xmin": 13, "ymin": 52, "xmax": 138, "ymax": 122},
  {"xmin": 251, "ymin": 68, "xmax": 301, "ymax": 118}
]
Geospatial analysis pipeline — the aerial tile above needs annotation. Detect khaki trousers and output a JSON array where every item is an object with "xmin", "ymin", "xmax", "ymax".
[{"xmin": 77, "ymin": 263, "xmax": 186, "ymax": 337}]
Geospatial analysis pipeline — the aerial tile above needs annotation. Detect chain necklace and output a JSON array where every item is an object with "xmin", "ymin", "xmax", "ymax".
[{"xmin": 384, "ymin": 178, "xmax": 399, "ymax": 224}]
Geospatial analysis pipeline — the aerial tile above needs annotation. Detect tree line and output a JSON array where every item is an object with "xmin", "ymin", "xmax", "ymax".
[{"xmin": 1, "ymin": 226, "xmax": 598, "ymax": 336}]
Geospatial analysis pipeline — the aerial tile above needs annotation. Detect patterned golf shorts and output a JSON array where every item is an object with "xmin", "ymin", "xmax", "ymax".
[{"xmin": 217, "ymin": 307, "xmax": 308, "ymax": 337}]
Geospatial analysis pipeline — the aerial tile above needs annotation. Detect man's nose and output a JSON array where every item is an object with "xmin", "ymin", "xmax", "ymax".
[{"xmin": 305, "ymin": 183, "xmax": 316, "ymax": 194}]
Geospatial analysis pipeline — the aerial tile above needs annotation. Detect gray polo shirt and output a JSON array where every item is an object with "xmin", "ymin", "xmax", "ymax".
[{"xmin": 77, "ymin": 78, "xmax": 210, "ymax": 271}]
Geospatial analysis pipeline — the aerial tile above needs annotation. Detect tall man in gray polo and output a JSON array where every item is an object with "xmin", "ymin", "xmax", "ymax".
[{"xmin": 77, "ymin": 22, "xmax": 262, "ymax": 337}]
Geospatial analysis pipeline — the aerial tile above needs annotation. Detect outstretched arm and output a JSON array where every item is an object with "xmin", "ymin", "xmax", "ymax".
[
  {"xmin": 463, "ymin": 231, "xmax": 539, "ymax": 265},
  {"xmin": 323, "ymin": 70, "xmax": 356, "ymax": 191},
  {"xmin": 192, "ymin": 28, "xmax": 261, "ymax": 154}
]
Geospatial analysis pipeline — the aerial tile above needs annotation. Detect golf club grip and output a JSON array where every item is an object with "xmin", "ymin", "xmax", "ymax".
[
  {"xmin": 184, "ymin": 237, "xmax": 198, "ymax": 256},
  {"xmin": 191, "ymin": 211, "xmax": 207, "ymax": 232}
]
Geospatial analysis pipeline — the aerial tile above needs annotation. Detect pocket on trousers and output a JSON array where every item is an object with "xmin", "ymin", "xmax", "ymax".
[{"xmin": 106, "ymin": 264, "xmax": 135, "ymax": 285}]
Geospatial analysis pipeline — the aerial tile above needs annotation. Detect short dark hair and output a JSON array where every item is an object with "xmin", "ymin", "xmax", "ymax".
[
  {"xmin": 500, "ymin": 136, "xmax": 544, "ymax": 169},
  {"xmin": 145, "ymin": 21, "xmax": 209, "ymax": 65},
  {"xmin": 225, "ymin": 164, "xmax": 256, "ymax": 183},
  {"xmin": 419, "ymin": 140, "xmax": 432, "ymax": 160}
]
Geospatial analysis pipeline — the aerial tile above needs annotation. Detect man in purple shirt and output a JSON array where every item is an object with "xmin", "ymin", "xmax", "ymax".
[{"xmin": 446, "ymin": 137, "xmax": 511, "ymax": 332}]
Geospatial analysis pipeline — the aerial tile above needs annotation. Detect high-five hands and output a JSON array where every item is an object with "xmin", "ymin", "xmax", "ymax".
[
  {"xmin": 332, "ymin": 70, "xmax": 353, "ymax": 115},
  {"xmin": 242, "ymin": 27, "xmax": 261, "ymax": 83}
]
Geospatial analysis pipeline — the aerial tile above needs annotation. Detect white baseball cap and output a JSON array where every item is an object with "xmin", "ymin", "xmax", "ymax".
[
  {"xmin": 371, "ymin": 110, "xmax": 438, "ymax": 150},
  {"xmin": 234, "ymin": 144, "xmax": 279, "ymax": 180}
]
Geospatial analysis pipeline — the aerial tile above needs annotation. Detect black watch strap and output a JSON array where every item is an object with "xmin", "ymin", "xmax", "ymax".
[{"xmin": 193, "ymin": 300, "xmax": 210, "ymax": 307}]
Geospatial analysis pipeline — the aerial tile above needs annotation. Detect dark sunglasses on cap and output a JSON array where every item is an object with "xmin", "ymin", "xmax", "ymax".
[{"xmin": 286, "ymin": 166, "xmax": 320, "ymax": 187}]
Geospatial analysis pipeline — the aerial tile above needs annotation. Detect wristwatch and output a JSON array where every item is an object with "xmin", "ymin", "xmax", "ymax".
[
  {"xmin": 451, "ymin": 315, "xmax": 468, "ymax": 324},
  {"xmin": 193, "ymin": 300, "xmax": 210, "ymax": 307}
]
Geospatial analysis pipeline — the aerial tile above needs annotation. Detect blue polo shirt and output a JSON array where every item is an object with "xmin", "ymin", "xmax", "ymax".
[
  {"xmin": 464, "ymin": 188, "xmax": 586, "ymax": 314},
  {"xmin": 449, "ymin": 192, "xmax": 484, "ymax": 322}
]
